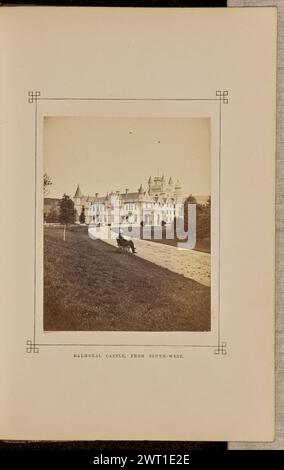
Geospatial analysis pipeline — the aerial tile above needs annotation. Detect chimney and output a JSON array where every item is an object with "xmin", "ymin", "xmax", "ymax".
[
  {"xmin": 125, "ymin": 188, "xmax": 129, "ymax": 194},
  {"xmin": 95, "ymin": 192, "xmax": 99, "ymax": 198}
]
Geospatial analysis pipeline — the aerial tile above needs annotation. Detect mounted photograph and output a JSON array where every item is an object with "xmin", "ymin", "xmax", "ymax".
[{"xmin": 43, "ymin": 117, "xmax": 211, "ymax": 332}]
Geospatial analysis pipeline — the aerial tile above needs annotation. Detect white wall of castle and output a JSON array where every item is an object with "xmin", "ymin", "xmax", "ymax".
[
  {"xmin": 73, "ymin": 176, "xmax": 184, "ymax": 225},
  {"xmin": 85, "ymin": 197, "xmax": 184, "ymax": 226}
]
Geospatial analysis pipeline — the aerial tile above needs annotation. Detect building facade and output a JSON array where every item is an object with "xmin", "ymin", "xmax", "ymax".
[{"xmin": 73, "ymin": 174, "xmax": 185, "ymax": 226}]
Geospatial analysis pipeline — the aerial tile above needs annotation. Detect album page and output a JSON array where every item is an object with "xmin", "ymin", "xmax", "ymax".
[{"xmin": 0, "ymin": 6, "xmax": 276, "ymax": 440}]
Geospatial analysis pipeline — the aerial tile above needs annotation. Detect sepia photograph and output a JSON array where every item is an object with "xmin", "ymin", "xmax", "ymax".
[{"xmin": 43, "ymin": 117, "xmax": 211, "ymax": 332}]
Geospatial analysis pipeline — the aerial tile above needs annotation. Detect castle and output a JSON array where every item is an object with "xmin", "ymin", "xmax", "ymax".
[{"xmin": 73, "ymin": 174, "xmax": 185, "ymax": 226}]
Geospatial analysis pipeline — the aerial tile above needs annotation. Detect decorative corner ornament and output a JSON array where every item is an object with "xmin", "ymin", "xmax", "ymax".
[
  {"xmin": 26, "ymin": 339, "xmax": 39, "ymax": 353},
  {"xmin": 216, "ymin": 90, "xmax": 229, "ymax": 104},
  {"xmin": 28, "ymin": 91, "xmax": 41, "ymax": 103},
  {"xmin": 214, "ymin": 341, "xmax": 227, "ymax": 355}
]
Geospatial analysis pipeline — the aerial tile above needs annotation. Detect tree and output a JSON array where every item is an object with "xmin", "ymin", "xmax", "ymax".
[
  {"xmin": 79, "ymin": 206, "xmax": 86, "ymax": 224},
  {"xmin": 45, "ymin": 207, "xmax": 59, "ymax": 223},
  {"xmin": 183, "ymin": 194, "xmax": 210, "ymax": 249},
  {"xmin": 43, "ymin": 173, "xmax": 52, "ymax": 196},
  {"xmin": 59, "ymin": 194, "xmax": 76, "ymax": 241}
]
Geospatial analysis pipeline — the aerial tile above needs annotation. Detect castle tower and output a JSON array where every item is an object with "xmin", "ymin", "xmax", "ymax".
[
  {"xmin": 74, "ymin": 183, "xmax": 83, "ymax": 199},
  {"xmin": 73, "ymin": 184, "xmax": 84, "ymax": 221},
  {"xmin": 173, "ymin": 179, "xmax": 183, "ymax": 203},
  {"xmin": 160, "ymin": 174, "xmax": 166, "ymax": 193},
  {"xmin": 138, "ymin": 184, "xmax": 147, "ymax": 202},
  {"xmin": 167, "ymin": 176, "xmax": 174, "ymax": 197},
  {"xmin": 148, "ymin": 176, "xmax": 153, "ymax": 194},
  {"xmin": 150, "ymin": 173, "xmax": 167, "ymax": 197}
]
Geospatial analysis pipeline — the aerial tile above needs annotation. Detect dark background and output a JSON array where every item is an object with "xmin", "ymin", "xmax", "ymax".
[{"xmin": 0, "ymin": 0, "xmax": 227, "ymax": 461}]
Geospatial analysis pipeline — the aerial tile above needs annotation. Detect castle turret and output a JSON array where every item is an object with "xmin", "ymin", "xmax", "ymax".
[
  {"xmin": 73, "ymin": 184, "xmax": 84, "ymax": 223},
  {"xmin": 74, "ymin": 184, "xmax": 83, "ymax": 199},
  {"xmin": 173, "ymin": 179, "xmax": 183, "ymax": 203},
  {"xmin": 167, "ymin": 176, "xmax": 174, "ymax": 196},
  {"xmin": 148, "ymin": 176, "xmax": 153, "ymax": 195},
  {"xmin": 138, "ymin": 184, "xmax": 147, "ymax": 200}
]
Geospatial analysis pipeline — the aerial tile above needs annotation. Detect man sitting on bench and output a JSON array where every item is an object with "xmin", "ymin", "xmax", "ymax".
[{"xmin": 117, "ymin": 229, "xmax": 136, "ymax": 254}]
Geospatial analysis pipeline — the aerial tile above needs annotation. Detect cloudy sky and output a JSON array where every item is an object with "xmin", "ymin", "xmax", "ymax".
[{"xmin": 44, "ymin": 117, "xmax": 210, "ymax": 199}]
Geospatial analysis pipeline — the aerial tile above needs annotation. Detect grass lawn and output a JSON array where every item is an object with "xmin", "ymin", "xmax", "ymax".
[{"xmin": 44, "ymin": 226, "xmax": 211, "ymax": 331}]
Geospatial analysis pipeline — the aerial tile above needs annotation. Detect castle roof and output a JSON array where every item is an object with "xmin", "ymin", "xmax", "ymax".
[
  {"xmin": 73, "ymin": 173, "xmax": 182, "ymax": 206},
  {"xmin": 94, "ymin": 196, "xmax": 107, "ymax": 203},
  {"xmin": 86, "ymin": 195, "xmax": 97, "ymax": 203},
  {"xmin": 121, "ymin": 192, "xmax": 140, "ymax": 201},
  {"xmin": 74, "ymin": 184, "xmax": 83, "ymax": 198}
]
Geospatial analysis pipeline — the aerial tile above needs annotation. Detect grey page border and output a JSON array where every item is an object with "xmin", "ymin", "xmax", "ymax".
[{"xmin": 228, "ymin": 0, "xmax": 283, "ymax": 450}]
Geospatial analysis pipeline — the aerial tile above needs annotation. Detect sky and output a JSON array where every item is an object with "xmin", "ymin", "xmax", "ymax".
[{"xmin": 44, "ymin": 117, "xmax": 210, "ymax": 199}]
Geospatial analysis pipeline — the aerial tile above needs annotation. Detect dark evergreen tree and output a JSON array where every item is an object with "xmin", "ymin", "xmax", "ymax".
[
  {"xmin": 59, "ymin": 194, "xmax": 77, "ymax": 240},
  {"xmin": 79, "ymin": 206, "xmax": 86, "ymax": 224}
]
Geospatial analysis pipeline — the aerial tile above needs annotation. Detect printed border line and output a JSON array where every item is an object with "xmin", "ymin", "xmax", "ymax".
[
  {"xmin": 218, "ymin": 95, "xmax": 222, "ymax": 348},
  {"xmin": 34, "ymin": 96, "xmax": 38, "ymax": 348},
  {"xmin": 27, "ymin": 90, "xmax": 228, "ymax": 355},
  {"xmin": 26, "ymin": 341, "xmax": 228, "ymax": 355},
  {"xmin": 39, "ymin": 97, "xmax": 220, "ymax": 102}
]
